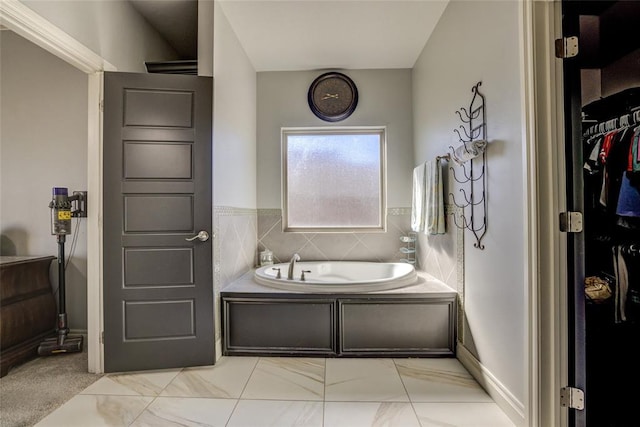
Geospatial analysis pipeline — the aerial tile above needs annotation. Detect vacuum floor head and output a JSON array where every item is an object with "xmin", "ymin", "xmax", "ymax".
[{"xmin": 37, "ymin": 335, "xmax": 83, "ymax": 356}]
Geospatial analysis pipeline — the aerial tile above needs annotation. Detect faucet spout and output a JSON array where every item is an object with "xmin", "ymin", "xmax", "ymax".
[{"xmin": 287, "ymin": 253, "xmax": 300, "ymax": 280}]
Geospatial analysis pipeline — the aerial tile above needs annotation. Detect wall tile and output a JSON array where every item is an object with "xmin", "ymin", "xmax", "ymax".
[
  {"xmin": 257, "ymin": 209, "xmax": 415, "ymax": 263},
  {"xmin": 213, "ymin": 207, "xmax": 258, "ymax": 346}
]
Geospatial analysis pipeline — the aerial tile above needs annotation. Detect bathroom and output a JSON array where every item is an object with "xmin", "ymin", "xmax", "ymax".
[
  {"xmin": 216, "ymin": 4, "xmax": 525, "ymax": 423},
  {"xmin": 2, "ymin": 0, "xmax": 538, "ymax": 425}
]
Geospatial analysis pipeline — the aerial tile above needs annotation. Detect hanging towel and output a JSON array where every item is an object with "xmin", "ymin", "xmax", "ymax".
[
  {"xmin": 425, "ymin": 158, "xmax": 446, "ymax": 235},
  {"xmin": 451, "ymin": 139, "xmax": 487, "ymax": 166},
  {"xmin": 411, "ymin": 162, "xmax": 426, "ymax": 232}
]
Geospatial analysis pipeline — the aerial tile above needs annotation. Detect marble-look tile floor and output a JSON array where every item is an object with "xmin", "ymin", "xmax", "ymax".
[{"xmin": 35, "ymin": 357, "xmax": 515, "ymax": 427}]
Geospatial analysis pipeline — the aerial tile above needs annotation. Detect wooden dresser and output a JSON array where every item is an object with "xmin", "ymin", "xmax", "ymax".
[{"xmin": 0, "ymin": 256, "xmax": 57, "ymax": 377}]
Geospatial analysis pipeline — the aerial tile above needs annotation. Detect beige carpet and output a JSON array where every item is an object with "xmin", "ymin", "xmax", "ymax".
[{"xmin": 0, "ymin": 343, "xmax": 102, "ymax": 427}]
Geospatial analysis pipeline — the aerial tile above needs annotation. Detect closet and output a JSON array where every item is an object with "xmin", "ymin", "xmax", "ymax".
[
  {"xmin": 582, "ymin": 88, "xmax": 640, "ymax": 427},
  {"xmin": 573, "ymin": 2, "xmax": 640, "ymax": 426}
]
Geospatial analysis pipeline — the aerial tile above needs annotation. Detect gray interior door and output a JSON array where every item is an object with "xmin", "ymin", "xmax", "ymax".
[{"xmin": 103, "ymin": 71, "xmax": 213, "ymax": 373}]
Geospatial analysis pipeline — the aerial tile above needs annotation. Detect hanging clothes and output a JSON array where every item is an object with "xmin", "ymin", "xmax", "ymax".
[
  {"xmin": 600, "ymin": 128, "xmax": 633, "ymax": 212},
  {"xmin": 630, "ymin": 127, "xmax": 640, "ymax": 172},
  {"xmin": 622, "ymin": 244, "xmax": 640, "ymax": 312},
  {"xmin": 582, "ymin": 98, "xmax": 640, "ymax": 328},
  {"xmin": 616, "ymin": 172, "xmax": 640, "ymax": 217},
  {"xmin": 613, "ymin": 245, "xmax": 629, "ymax": 323}
]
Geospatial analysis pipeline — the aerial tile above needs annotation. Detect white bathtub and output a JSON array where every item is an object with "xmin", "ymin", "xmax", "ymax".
[{"xmin": 253, "ymin": 261, "xmax": 418, "ymax": 292}]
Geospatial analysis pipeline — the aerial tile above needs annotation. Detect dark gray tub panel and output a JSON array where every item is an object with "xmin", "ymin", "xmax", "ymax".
[
  {"xmin": 339, "ymin": 299, "xmax": 455, "ymax": 356},
  {"xmin": 222, "ymin": 293, "xmax": 456, "ymax": 357},
  {"xmin": 224, "ymin": 298, "xmax": 335, "ymax": 355}
]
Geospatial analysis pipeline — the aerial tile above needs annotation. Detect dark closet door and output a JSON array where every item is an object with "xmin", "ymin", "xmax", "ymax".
[
  {"xmin": 561, "ymin": 2, "xmax": 587, "ymax": 426},
  {"xmin": 103, "ymin": 72, "xmax": 214, "ymax": 373},
  {"xmin": 563, "ymin": 2, "xmax": 640, "ymax": 425}
]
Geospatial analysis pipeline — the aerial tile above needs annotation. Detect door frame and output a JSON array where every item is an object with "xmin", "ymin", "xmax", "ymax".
[
  {"xmin": 0, "ymin": 0, "xmax": 114, "ymax": 373},
  {"xmin": 524, "ymin": 1, "xmax": 570, "ymax": 426}
]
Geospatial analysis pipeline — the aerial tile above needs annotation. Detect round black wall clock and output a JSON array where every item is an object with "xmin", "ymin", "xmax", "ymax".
[{"xmin": 308, "ymin": 72, "xmax": 358, "ymax": 122}]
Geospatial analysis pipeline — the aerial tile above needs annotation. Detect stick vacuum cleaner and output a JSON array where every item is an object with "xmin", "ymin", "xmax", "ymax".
[{"xmin": 38, "ymin": 187, "xmax": 86, "ymax": 356}]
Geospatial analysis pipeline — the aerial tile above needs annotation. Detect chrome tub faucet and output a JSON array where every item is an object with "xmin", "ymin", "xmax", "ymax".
[{"xmin": 287, "ymin": 253, "xmax": 300, "ymax": 279}]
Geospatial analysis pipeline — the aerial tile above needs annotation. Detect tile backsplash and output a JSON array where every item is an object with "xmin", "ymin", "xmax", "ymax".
[
  {"xmin": 257, "ymin": 208, "xmax": 413, "ymax": 265},
  {"xmin": 415, "ymin": 205, "xmax": 462, "ymax": 292},
  {"xmin": 213, "ymin": 206, "xmax": 258, "ymax": 348}
]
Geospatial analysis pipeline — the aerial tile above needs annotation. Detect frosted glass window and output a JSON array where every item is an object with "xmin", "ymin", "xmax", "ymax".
[{"xmin": 282, "ymin": 128, "xmax": 386, "ymax": 232}]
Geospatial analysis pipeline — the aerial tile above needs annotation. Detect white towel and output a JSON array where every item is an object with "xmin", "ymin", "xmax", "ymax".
[
  {"xmin": 451, "ymin": 139, "xmax": 487, "ymax": 165},
  {"xmin": 411, "ymin": 163, "xmax": 426, "ymax": 232},
  {"xmin": 425, "ymin": 159, "xmax": 445, "ymax": 235}
]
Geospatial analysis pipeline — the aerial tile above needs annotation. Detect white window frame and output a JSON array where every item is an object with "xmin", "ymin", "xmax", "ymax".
[{"xmin": 281, "ymin": 126, "xmax": 387, "ymax": 233}]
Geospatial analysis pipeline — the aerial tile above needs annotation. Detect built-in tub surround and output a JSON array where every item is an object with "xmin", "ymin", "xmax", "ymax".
[
  {"xmin": 222, "ymin": 270, "xmax": 457, "ymax": 357},
  {"xmin": 254, "ymin": 261, "xmax": 418, "ymax": 292},
  {"xmin": 216, "ymin": 205, "xmax": 464, "ymax": 356}
]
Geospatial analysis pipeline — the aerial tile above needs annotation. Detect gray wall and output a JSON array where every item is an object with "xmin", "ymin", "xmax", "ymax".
[
  {"xmin": 257, "ymin": 69, "xmax": 414, "ymax": 209},
  {"xmin": 413, "ymin": 0, "xmax": 526, "ymax": 408},
  {"xmin": 212, "ymin": 3, "xmax": 258, "ymax": 355},
  {"xmin": 255, "ymin": 69, "xmax": 415, "ymax": 263},
  {"xmin": 1, "ymin": 31, "xmax": 88, "ymax": 330},
  {"xmin": 213, "ymin": 1, "xmax": 257, "ymax": 209},
  {"xmin": 22, "ymin": 0, "xmax": 178, "ymax": 71}
]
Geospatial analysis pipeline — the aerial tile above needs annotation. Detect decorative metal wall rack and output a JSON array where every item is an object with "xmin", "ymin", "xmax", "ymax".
[{"xmin": 443, "ymin": 81, "xmax": 488, "ymax": 250}]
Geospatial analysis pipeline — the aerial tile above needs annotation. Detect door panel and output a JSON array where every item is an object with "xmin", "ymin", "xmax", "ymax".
[
  {"xmin": 123, "ymin": 195, "xmax": 194, "ymax": 232},
  {"xmin": 103, "ymin": 71, "xmax": 213, "ymax": 373},
  {"xmin": 124, "ymin": 248, "xmax": 194, "ymax": 286},
  {"xmin": 123, "ymin": 89, "xmax": 194, "ymax": 127},
  {"xmin": 123, "ymin": 142, "xmax": 193, "ymax": 179}
]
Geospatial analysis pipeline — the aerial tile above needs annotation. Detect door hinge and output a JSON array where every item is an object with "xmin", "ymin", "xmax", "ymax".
[
  {"xmin": 555, "ymin": 36, "xmax": 579, "ymax": 59},
  {"xmin": 560, "ymin": 387, "xmax": 585, "ymax": 410},
  {"xmin": 559, "ymin": 211, "xmax": 583, "ymax": 233},
  {"xmin": 100, "ymin": 331, "xmax": 104, "ymax": 344},
  {"xmin": 99, "ymin": 100, "xmax": 104, "ymax": 112}
]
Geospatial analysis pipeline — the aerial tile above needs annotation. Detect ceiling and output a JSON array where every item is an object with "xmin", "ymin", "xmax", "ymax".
[{"xmin": 130, "ymin": 0, "xmax": 449, "ymax": 72}]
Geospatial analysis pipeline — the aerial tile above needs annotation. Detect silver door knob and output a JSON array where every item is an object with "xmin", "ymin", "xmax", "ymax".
[{"xmin": 185, "ymin": 230, "xmax": 210, "ymax": 242}]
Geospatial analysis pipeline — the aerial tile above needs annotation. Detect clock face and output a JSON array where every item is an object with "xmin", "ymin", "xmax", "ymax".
[{"xmin": 308, "ymin": 72, "xmax": 358, "ymax": 122}]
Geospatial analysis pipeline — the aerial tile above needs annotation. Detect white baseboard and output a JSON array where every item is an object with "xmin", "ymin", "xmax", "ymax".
[
  {"xmin": 457, "ymin": 343, "xmax": 526, "ymax": 426},
  {"xmin": 215, "ymin": 339, "xmax": 223, "ymax": 362}
]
